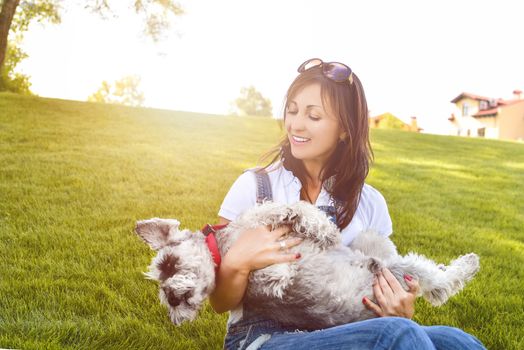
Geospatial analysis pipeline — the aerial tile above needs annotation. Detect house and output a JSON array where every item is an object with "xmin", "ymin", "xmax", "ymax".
[
  {"xmin": 449, "ymin": 90, "xmax": 524, "ymax": 141},
  {"xmin": 369, "ymin": 113, "xmax": 422, "ymax": 132}
]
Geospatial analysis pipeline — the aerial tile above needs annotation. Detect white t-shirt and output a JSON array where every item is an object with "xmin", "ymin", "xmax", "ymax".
[{"xmin": 218, "ymin": 162, "xmax": 393, "ymax": 324}]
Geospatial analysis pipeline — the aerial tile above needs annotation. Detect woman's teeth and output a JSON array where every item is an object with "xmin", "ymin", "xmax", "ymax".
[{"xmin": 292, "ymin": 135, "xmax": 310, "ymax": 143}]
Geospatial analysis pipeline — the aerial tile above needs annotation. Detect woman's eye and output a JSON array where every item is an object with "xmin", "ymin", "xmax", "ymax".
[{"xmin": 285, "ymin": 110, "xmax": 320, "ymax": 120}]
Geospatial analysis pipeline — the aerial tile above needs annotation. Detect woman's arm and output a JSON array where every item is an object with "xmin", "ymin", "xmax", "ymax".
[
  {"xmin": 208, "ymin": 216, "xmax": 302, "ymax": 314},
  {"xmin": 208, "ymin": 217, "xmax": 249, "ymax": 313},
  {"xmin": 208, "ymin": 253, "xmax": 250, "ymax": 313}
]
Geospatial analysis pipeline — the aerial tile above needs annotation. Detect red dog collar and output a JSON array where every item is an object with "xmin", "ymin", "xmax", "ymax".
[{"xmin": 201, "ymin": 223, "xmax": 228, "ymax": 271}]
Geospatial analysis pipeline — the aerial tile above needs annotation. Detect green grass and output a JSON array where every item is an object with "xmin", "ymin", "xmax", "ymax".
[{"xmin": 0, "ymin": 91, "xmax": 523, "ymax": 349}]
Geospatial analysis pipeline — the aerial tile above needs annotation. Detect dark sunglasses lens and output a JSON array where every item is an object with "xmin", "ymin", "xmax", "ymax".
[
  {"xmin": 298, "ymin": 58, "xmax": 323, "ymax": 72},
  {"xmin": 324, "ymin": 63, "xmax": 351, "ymax": 82}
]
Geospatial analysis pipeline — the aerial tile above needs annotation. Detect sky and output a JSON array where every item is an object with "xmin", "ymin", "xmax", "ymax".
[{"xmin": 17, "ymin": 0, "xmax": 524, "ymax": 134}]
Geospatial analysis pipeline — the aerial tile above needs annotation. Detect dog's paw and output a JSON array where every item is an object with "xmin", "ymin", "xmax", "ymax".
[
  {"xmin": 367, "ymin": 258, "xmax": 383, "ymax": 274},
  {"xmin": 282, "ymin": 207, "xmax": 299, "ymax": 223},
  {"xmin": 451, "ymin": 253, "xmax": 480, "ymax": 279}
]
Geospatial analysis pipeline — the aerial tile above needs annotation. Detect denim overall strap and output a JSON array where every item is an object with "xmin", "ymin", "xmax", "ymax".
[
  {"xmin": 316, "ymin": 205, "xmax": 337, "ymax": 224},
  {"xmin": 253, "ymin": 167, "xmax": 273, "ymax": 204},
  {"xmin": 233, "ymin": 168, "xmax": 274, "ymax": 322}
]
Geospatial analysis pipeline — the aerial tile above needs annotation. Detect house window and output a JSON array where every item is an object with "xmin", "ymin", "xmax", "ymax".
[
  {"xmin": 478, "ymin": 128, "xmax": 485, "ymax": 137},
  {"xmin": 479, "ymin": 101, "xmax": 488, "ymax": 110},
  {"xmin": 462, "ymin": 103, "xmax": 470, "ymax": 116}
]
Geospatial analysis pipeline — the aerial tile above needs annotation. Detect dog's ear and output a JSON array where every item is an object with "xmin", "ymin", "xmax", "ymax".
[{"xmin": 135, "ymin": 218, "xmax": 183, "ymax": 250}]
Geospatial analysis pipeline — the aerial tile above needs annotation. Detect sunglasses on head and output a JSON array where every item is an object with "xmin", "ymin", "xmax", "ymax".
[{"xmin": 297, "ymin": 58, "xmax": 354, "ymax": 84}]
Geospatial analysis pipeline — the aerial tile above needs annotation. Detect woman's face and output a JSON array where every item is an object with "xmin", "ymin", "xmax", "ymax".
[{"xmin": 285, "ymin": 83, "xmax": 345, "ymax": 167}]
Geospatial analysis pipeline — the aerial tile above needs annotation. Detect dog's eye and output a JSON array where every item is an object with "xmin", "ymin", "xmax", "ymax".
[{"xmin": 158, "ymin": 253, "xmax": 180, "ymax": 281}]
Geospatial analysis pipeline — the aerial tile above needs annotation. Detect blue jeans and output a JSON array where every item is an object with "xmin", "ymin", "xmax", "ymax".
[{"xmin": 223, "ymin": 315, "xmax": 487, "ymax": 350}]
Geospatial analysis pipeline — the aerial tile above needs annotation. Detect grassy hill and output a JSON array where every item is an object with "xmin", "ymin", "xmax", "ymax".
[{"xmin": 1, "ymin": 92, "xmax": 523, "ymax": 349}]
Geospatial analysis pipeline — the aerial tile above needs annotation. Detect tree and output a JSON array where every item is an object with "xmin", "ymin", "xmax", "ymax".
[
  {"xmin": 0, "ymin": 1, "xmax": 22, "ymax": 78},
  {"xmin": 88, "ymin": 75, "xmax": 145, "ymax": 107},
  {"xmin": 1, "ymin": 36, "xmax": 31, "ymax": 93},
  {"xmin": 234, "ymin": 85, "xmax": 272, "ymax": 117},
  {"xmin": 1, "ymin": 0, "xmax": 62, "ymax": 91},
  {"xmin": 0, "ymin": 0, "xmax": 184, "ymax": 92}
]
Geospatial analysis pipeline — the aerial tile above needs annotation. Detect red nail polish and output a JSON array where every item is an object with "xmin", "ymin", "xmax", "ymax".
[
  {"xmin": 362, "ymin": 297, "xmax": 367, "ymax": 304},
  {"xmin": 295, "ymin": 253, "xmax": 301, "ymax": 259},
  {"xmin": 404, "ymin": 274, "xmax": 413, "ymax": 281}
]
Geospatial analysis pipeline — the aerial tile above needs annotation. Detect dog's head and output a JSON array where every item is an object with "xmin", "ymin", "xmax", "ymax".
[{"xmin": 134, "ymin": 218, "xmax": 215, "ymax": 325}]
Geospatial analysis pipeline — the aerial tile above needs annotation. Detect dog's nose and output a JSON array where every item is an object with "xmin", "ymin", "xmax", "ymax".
[{"xmin": 163, "ymin": 288, "xmax": 182, "ymax": 307}]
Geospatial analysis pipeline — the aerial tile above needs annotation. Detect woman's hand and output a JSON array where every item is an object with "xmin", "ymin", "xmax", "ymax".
[
  {"xmin": 222, "ymin": 225, "xmax": 302, "ymax": 275},
  {"xmin": 362, "ymin": 268, "xmax": 420, "ymax": 319}
]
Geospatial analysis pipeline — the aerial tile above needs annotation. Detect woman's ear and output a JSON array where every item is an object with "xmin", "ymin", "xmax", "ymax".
[{"xmin": 339, "ymin": 131, "xmax": 348, "ymax": 142}]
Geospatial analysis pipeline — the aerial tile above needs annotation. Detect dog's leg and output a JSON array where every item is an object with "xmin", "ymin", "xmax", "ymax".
[
  {"xmin": 234, "ymin": 202, "xmax": 299, "ymax": 232},
  {"xmin": 350, "ymin": 229, "xmax": 398, "ymax": 260},
  {"xmin": 289, "ymin": 201, "xmax": 341, "ymax": 249},
  {"xmin": 388, "ymin": 252, "xmax": 480, "ymax": 306},
  {"xmin": 246, "ymin": 261, "xmax": 299, "ymax": 300}
]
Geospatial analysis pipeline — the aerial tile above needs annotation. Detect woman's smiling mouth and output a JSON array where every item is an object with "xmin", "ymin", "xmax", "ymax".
[{"xmin": 291, "ymin": 135, "xmax": 311, "ymax": 144}]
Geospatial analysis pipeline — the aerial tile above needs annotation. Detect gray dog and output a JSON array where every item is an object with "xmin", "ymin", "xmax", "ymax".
[{"xmin": 135, "ymin": 201, "xmax": 480, "ymax": 330}]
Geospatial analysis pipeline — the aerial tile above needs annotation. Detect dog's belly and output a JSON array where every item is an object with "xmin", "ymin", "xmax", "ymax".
[{"xmin": 244, "ymin": 247, "xmax": 378, "ymax": 330}]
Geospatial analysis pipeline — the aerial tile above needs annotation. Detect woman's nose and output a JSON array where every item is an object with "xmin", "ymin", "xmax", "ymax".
[{"xmin": 288, "ymin": 113, "xmax": 306, "ymax": 131}]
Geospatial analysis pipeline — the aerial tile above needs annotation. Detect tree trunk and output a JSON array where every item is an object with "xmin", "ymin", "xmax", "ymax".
[{"xmin": 0, "ymin": 0, "xmax": 20, "ymax": 89}]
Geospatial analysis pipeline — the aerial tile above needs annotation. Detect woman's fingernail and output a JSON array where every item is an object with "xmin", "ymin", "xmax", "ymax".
[
  {"xmin": 362, "ymin": 297, "xmax": 367, "ymax": 304},
  {"xmin": 295, "ymin": 253, "xmax": 301, "ymax": 259},
  {"xmin": 404, "ymin": 274, "xmax": 413, "ymax": 281}
]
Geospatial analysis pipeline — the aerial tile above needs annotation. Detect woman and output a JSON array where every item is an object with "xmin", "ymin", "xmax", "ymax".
[{"xmin": 210, "ymin": 58, "xmax": 486, "ymax": 350}]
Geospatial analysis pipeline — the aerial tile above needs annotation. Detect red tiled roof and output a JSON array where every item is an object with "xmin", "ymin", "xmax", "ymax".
[
  {"xmin": 451, "ymin": 92, "xmax": 498, "ymax": 103},
  {"xmin": 473, "ymin": 108, "xmax": 498, "ymax": 117},
  {"xmin": 452, "ymin": 91, "xmax": 524, "ymax": 107},
  {"xmin": 472, "ymin": 99, "xmax": 524, "ymax": 117}
]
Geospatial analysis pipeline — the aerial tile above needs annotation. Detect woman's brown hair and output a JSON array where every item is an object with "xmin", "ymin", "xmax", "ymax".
[{"xmin": 259, "ymin": 65, "xmax": 374, "ymax": 230}]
